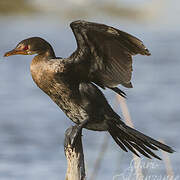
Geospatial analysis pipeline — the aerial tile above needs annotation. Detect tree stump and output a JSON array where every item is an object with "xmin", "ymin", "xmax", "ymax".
[{"xmin": 64, "ymin": 126, "xmax": 86, "ymax": 180}]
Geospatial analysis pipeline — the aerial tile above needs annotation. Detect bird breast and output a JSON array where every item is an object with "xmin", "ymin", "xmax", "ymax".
[
  {"xmin": 30, "ymin": 57, "xmax": 88, "ymax": 125},
  {"xmin": 30, "ymin": 59, "xmax": 54, "ymax": 94}
]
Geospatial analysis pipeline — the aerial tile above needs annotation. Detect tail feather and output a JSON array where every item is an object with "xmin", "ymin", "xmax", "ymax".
[
  {"xmin": 108, "ymin": 120, "xmax": 174, "ymax": 160},
  {"xmin": 120, "ymin": 139, "xmax": 141, "ymax": 157},
  {"xmin": 131, "ymin": 142, "xmax": 153, "ymax": 159},
  {"xmin": 129, "ymin": 141, "xmax": 161, "ymax": 160},
  {"xmin": 108, "ymin": 87, "xmax": 127, "ymax": 98},
  {"xmin": 126, "ymin": 126, "xmax": 174, "ymax": 153}
]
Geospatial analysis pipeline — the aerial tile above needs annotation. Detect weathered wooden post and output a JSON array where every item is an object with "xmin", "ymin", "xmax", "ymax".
[{"xmin": 64, "ymin": 126, "xmax": 86, "ymax": 180}]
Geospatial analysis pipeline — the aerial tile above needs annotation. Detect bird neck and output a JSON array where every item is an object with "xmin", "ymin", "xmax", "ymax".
[
  {"xmin": 43, "ymin": 47, "xmax": 56, "ymax": 58},
  {"xmin": 43, "ymin": 43, "xmax": 56, "ymax": 58},
  {"xmin": 38, "ymin": 42, "xmax": 56, "ymax": 59},
  {"xmin": 34, "ymin": 49, "xmax": 56, "ymax": 62}
]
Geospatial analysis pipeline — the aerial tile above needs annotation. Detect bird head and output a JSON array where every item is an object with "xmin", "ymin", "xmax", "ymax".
[{"xmin": 4, "ymin": 37, "xmax": 55, "ymax": 57}]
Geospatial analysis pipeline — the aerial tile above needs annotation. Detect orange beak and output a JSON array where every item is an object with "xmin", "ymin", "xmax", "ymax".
[{"xmin": 4, "ymin": 49, "xmax": 28, "ymax": 57}]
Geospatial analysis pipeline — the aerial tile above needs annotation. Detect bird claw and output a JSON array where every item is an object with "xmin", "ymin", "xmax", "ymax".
[
  {"xmin": 71, "ymin": 125, "xmax": 82, "ymax": 148},
  {"xmin": 64, "ymin": 125, "xmax": 82, "ymax": 149}
]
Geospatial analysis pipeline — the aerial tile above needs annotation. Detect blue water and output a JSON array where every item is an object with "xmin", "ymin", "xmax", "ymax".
[{"xmin": 0, "ymin": 3, "xmax": 180, "ymax": 179}]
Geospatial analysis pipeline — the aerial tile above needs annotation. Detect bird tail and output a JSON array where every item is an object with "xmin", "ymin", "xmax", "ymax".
[
  {"xmin": 107, "ymin": 119, "xmax": 174, "ymax": 160},
  {"xmin": 108, "ymin": 87, "xmax": 127, "ymax": 98}
]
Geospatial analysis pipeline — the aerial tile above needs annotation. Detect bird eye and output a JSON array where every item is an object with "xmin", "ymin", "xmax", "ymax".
[{"xmin": 23, "ymin": 45, "xmax": 29, "ymax": 51}]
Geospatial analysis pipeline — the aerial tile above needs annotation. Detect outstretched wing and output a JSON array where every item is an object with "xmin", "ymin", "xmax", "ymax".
[{"xmin": 70, "ymin": 20, "xmax": 150, "ymax": 94}]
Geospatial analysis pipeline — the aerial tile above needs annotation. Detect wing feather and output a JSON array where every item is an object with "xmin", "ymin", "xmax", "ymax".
[{"xmin": 70, "ymin": 20, "xmax": 150, "ymax": 93}]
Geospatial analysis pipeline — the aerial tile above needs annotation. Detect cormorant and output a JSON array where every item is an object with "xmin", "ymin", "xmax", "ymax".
[{"xmin": 4, "ymin": 20, "xmax": 174, "ymax": 159}]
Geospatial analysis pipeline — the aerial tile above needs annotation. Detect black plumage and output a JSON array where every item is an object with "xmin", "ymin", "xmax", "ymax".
[
  {"xmin": 4, "ymin": 20, "xmax": 174, "ymax": 159},
  {"xmin": 70, "ymin": 20, "xmax": 150, "ymax": 96}
]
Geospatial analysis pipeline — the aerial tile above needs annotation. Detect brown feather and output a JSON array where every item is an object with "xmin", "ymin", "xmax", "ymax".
[{"xmin": 70, "ymin": 20, "xmax": 150, "ymax": 92}]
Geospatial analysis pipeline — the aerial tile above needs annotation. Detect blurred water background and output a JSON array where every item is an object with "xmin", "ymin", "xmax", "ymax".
[{"xmin": 0, "ymin": 0, "xmax": 179, "ymax": 179}]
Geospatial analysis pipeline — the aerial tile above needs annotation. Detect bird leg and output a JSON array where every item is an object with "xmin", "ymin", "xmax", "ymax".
[{"xmin": 71, "ymin": 119, "xmax": 89, "ymax": 148}]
